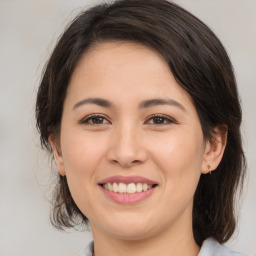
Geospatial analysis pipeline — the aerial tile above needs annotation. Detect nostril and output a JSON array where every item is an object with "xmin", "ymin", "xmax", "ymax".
[{"xmin": 109, "ymin": 159, "xmax": 119, "ymax": 165}]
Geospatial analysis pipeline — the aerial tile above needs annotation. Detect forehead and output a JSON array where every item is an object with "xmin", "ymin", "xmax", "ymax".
[
  {"xmin": 66, "ymin": 41, "xmax": 193, "ymax": 109},
  {"xmin": 73, "ymin": 40, "xmax": 169, "ymax": 78}
]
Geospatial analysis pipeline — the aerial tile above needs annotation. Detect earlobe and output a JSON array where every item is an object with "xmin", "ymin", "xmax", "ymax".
[
  {"xmin": 48, "ymin": 135, "xmax": 66, "ymax": 176},
  {"xmin": 201, "ymin": 125, "xmax": 227, "ymax": 174}
]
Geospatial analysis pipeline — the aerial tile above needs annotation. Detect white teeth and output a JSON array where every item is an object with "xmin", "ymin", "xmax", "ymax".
[
  {"xmin": 136, "ymin": 183, "xmax": 143, "ymax": 192},
  {"xmin": 103, "ymin": 182, "xmax": 154, "ymax": 193},
  {"xmin": 142, "ymin": 183, "xmax": 148, "ymax": 191},
  {"xmin": 127, "ymin": 183, "xmax": 136, "ymax": 194},
  {"xmin": 113, "ymin": 182, "xmax": 118, "ymax": 192},
  {"xmin": 108, "ymin": 183, "xmax": 113, "ymax": 192},
  {"xmin": 119, "ymin": 183, "xmax": 127, "ymax": 193}
]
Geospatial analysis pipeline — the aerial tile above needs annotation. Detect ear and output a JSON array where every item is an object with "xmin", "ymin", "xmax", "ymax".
[
  {"xmin": 201, "ymin": 125, "xmax": 227, "ymax": 174},
  {"xmin": 48, "ymin": 135, "xmax": 66, "ymax": 176}
]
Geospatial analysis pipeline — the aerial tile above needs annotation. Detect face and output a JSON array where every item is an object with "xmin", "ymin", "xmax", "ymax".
[{"xmin": 50, "ymin": 41, "xmax": 220, "ymax": 241}]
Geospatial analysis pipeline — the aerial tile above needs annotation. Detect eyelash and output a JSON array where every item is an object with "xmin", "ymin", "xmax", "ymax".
[
  {"xmin": 145, "ymin": 114, "xmax": 177, "ymax": 125},
  {"xmin": 80, "ymin": 114, "xmax": 176, "ymax": 126},
  {"xmin": 80, "ymin": 114, "xmax": 111, "ymax": 125}
]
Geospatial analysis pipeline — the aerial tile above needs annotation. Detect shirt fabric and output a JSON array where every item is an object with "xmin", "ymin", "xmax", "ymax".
[{"xmin": 77, "ymin": 237, "xmax": 248, "ymax": 256}]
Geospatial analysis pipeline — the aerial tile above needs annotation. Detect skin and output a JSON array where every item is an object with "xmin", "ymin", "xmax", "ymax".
[{"xmin": 49, "ymin": 41, "xmax": 226, "ymax": 256}]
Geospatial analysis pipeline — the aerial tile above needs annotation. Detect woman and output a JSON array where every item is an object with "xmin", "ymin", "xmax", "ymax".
[{"xmin": 36, "ymin": 0, "xmax": 247, "ymax": 255}]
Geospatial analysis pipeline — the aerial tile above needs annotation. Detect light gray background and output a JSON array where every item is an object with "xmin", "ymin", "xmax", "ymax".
[{"xmin": 0, "ymin": 0, "xmax": 255, "ymax": 255}]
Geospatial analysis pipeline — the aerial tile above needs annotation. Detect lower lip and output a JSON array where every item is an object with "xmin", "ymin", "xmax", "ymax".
[{"xmin": 99, "ymin": 186, "xmax": 156, "ymax": 204}]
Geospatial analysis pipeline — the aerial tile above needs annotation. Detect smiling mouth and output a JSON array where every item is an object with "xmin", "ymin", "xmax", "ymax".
[
  {"xmin": 98, "ymin": 176, "xmax": 158, "ymax": 204},
  {"xmin": 99, "ymin": 182, "xmax": 158, "ymax": 194}
]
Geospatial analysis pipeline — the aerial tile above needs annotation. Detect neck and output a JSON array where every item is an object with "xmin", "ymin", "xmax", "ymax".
[{"xmin": 90, "ymin": 213, "xmax": 200, "ymax": 256}]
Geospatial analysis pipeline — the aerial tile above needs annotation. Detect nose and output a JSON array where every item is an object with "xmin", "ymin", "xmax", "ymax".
[{"xmin": 106, "ymin": 124, "xmax": 148, "ymax": 168}]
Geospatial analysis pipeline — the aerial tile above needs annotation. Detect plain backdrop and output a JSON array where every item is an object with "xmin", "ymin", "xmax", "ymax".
[{"xmin": 0, "ymin": 0, "xmax": 255, "ymax": 255}]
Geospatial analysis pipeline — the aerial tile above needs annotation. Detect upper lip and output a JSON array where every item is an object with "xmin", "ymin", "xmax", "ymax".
[{"xmin": 98, "ymin": 175, "xmax": 158, "ymax": 185}]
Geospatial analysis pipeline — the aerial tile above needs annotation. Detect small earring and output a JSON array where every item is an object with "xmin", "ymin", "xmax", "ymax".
[{"xmin": 207, "ymin": 164, "xmax": 212, "ymax": 174}]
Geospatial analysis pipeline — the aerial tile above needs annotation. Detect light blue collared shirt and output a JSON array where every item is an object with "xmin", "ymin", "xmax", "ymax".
[{"xmin": 78, "ymin": 237, "xmax": 248, "ymax": 256}]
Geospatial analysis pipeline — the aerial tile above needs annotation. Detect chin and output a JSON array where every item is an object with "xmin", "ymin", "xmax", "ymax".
[
  {"xmin": 108, "ymin": 225, "xmax": 155, "ymax": 241},
  {"xmin": 94, "ymin": 213, "xmax": 158, "ymax": 240}
]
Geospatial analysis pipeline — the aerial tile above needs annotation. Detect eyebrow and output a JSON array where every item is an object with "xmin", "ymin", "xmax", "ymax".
[
  {"xmin": 139, "ymin": 98, "xmax": 186, "ymax": 111},
  {"xmin": 73, "ymin": 98, "xmax": 113, "ymax": 110},
  {"xmin": 73, "ymin": 97, "xmax": 186, "ymax": 111}
]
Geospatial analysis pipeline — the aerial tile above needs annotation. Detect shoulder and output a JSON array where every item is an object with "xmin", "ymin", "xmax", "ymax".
[
  {"xmin": 77, "ymin": 239, "xmax": 248, "ymax": 256},
  {"xmin": 199, "ymin": 238, "xmax": 248, "ymax": 256},
  {"xmin": 77, "ymin": 241, "xmax": 94, "ymax": 256}
]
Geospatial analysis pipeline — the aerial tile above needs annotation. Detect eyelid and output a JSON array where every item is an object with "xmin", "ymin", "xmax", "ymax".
[
  {"xmin": 79, "ymin": 113, "xmax": 176, "ymax": 125},
  {"xmin": 79, "ymin": 113, "xmax": 111, "ymax": 125},
  {"xmin": 145, "ymin": 114, "xmax": 177, "ymax": 125}
]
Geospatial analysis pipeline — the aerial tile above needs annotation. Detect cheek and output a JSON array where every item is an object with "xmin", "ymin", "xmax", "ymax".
[
  {"xmin": 151, "ymin": 128, "xmax": 204, "ymax": 194},
  {"xmin": 61, "ymin": 129, "xmax": 105, "ymax": 176},
  {"xmin": 149, "ymin": 132, "xmax": 203, "ymax": 224},
  {"xmin": 59, "ymin": 130, "xmax": 107, "ymax": 206}
]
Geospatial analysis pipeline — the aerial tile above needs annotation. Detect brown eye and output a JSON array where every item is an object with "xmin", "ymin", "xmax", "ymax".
[
  {"xmin": 81, "ymin": 114, "xmax": 110, "ymax": 125},
  {"xmin": 146, "ymin": 115, "xmax": 176, "ymax": 125},
  {"xmin": 91, "ymin": 116, "xmax": 104, "ymax": 124},
  {"xmin": 152, "ymin": 116, "xmax": 165, "ymax": 124}
]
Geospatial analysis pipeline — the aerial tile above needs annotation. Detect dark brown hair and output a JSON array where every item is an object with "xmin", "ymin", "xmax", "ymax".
[{"xmin": 36, "ymin": 0, "xmax": 246, "ymax": 245}]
